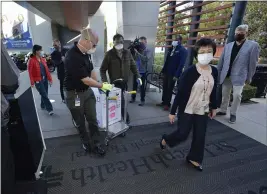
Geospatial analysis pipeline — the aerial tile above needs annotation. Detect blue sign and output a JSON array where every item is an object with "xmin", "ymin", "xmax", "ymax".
[
  {"xmin": 3, "ymin": 25, "xmax": 33, "ymax": 49},
  {"xmin": 2, "ymin": 5, "xmax": 33, "ymax": 50}
]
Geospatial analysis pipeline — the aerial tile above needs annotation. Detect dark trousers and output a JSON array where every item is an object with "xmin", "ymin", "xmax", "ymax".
[
  {"xmin": 65, "ymin": 88, "xmax": 101, "ymax": 147},
  {"xmin": 57, "ymin": 65, "xmax": 65, "ymax": 101},
  {"xmin": 131, "ymin": 73, "xmax": 146, "ymax": 102},
  {"xmin": 162, "ymin": 74, "xmax": 176, "ymax": 106},
  {"xmin": 1, "ymin": 127, "xmax": 15, "ymax": 194},
  {"xmin": 164, "ymin": 112, "xmax": 208, "ymax": 163},
  {"xmin": 35, "ymin": 79, "xmax": 53, "ymax": 112},
  {"xmin": 114, "ymin": 82, "xmax": 130, "ymax": 123},
  {"xmin": 59, "ymin": 77, "xmax": 65, "ymax": 101}
]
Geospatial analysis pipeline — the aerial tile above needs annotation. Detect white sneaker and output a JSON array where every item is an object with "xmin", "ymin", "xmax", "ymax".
[{"xmin": 49, "ymin": 111, "xmax": 54, "ymax": 116}]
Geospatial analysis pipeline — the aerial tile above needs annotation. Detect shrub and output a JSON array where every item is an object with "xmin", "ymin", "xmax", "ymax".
[
  {"xmin": 154, "ymin": 53, "xmax": 164, "ymax": 66},
  {"xmin": 230, "ymin": 84, "xmax": 257, "ymax": 102},
  {"xmin": 242, "ymin": 84, "xmax": 257, "ymax": 102},
  {"xmin": 153, "ymin": 53, "xmax": 164, "ymax": 73}
]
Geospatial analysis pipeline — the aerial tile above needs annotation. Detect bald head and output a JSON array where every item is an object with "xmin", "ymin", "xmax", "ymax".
[
  {"xmin": 78, "ymin": 28, "xmax": 98, "ymax": 54},
  {"xmin": 80, "ymin": 28, "xmax": 98, "ymax": 45}
]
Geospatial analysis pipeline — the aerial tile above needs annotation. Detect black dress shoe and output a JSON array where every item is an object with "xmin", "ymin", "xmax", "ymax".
[
  {"xmin": 186, "ymin": 157, "xmax": 203, "ymax": 172},
  {"xmin": 217, "ymin": 112, "xmax": 226, "ymax": 116},
  {"xmin": 82, "ymin": 143, "xmax": 91, "ymax": 152},
  {"xmin": 160, "ymin": 135, "xmax": 166, "ymax": 150},
  {"xmin": 92, "ymin": 145, "xmax": 106, "ymax": 156}
]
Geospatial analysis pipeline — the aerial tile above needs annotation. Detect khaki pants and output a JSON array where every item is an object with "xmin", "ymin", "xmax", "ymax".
[
  {"xmin": 220, "ymin": 78, "xmax": 244, "ymax": 116},
  {"xmin": 65, "ymin": 88, "xmax": 101, "ymax": 146}
]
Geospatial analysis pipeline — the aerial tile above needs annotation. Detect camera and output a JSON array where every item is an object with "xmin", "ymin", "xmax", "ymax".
[{"xmin": 128, "ymin": 37, "xmax": 142, "ymax": 56}]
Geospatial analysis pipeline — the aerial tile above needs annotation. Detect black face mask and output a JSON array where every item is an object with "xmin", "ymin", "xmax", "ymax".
[{"xmin": 235, "ymin": 34, "xmax": 245, "ymax": 42}]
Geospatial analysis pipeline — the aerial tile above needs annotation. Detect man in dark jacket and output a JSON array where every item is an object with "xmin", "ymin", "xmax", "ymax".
[
  {"xmin": 100, "ymin": 33, "xmax": 141, "ymax": 123},
  {"xmin": 51, "ymin": 39, "xmax": 68, "ymax": 102},
  {"xmin": 130, "ymin": 36, "xmax": 151, "ymax": 106},
  {"xmin": 157, "ymin": 35, "xmax": 188, "ymax": 111}
]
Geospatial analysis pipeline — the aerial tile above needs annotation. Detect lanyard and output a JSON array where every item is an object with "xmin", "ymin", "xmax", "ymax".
[{"xmin": 200, "ymin": 70, "xmax": 210, "ymax": 101}]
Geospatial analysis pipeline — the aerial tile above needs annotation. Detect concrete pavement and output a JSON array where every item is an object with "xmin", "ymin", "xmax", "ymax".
[{"xmin": 33, "ymin": 72, "xmax": 267, "ymax": 146}]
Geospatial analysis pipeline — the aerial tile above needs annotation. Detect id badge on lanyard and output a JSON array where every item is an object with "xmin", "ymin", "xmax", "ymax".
[{"xmin": 75, "ymin": 94, "xmax": 80, "ymax": 107}]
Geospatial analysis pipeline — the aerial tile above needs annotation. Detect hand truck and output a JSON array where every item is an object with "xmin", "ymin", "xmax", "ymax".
[{"xmin": 104, "ymin": 79, "xmax": 136, "ymax": 146}]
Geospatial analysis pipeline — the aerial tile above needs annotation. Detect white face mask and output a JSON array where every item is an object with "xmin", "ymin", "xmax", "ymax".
[
  {"xmin": 197, "ymin": 53, "xmax": 213, "ymax": 65},
  {"xmin": 115, "ymin": 44, "xmax": 123, "ymax": 50},
  {"xmin": 40, "ymin": 51, "xmax": 44, "ymax": 57},
  {"xmin": 87, "ymin": 47, "xmax": 96, "ymax": 54},
  {"xmin": 172, "ymin": 41, "xmax": 178, "ymax": 47}
]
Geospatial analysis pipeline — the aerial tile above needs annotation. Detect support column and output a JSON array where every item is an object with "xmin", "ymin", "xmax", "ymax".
[
  {"xmin": 116, "ymin": 1, "xmax": 160, "ymax": 89},
  {"xmin": 89, "ymin": 9, "xmax": 105, "ymax": 69},
  {"xmin": 184, "ymin": 1, "xmax": 203, "ymax": 69},
  {"xmin": 164, "ymin": 1, "xmax": 176, "ymax": 60},
  {"xmin": 227, "ymin": 1, "xmax": 247, "ymax": 43}
]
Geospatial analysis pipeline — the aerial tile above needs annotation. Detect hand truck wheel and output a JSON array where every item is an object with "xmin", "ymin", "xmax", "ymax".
[
  {"xmin": 119, "ymin": 132, "xmax": 126, "ymax": 137},
  {"xmin": 105, "ymin": 138, "xmax": 109, "ymax": 146}
]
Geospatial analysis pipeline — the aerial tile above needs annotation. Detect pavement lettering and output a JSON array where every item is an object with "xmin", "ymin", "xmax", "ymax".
[{"xmin": 71, "ymin": 151, "xmax": 175, "ymax": 186}]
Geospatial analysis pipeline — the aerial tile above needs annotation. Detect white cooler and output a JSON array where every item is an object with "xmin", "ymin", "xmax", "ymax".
[{"xmin": 91, "ymin": 87, "xmax": 122, "ymax": 129}]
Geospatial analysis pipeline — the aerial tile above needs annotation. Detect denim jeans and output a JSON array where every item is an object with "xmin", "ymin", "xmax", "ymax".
[{"xmin": 35, "ymin": 79, "xmax": 53, "ymax": 112}]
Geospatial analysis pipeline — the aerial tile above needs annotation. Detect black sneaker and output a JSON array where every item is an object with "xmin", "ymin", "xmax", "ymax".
[
  {"xmin": 217, "ymin": 112, "xmax": 226, "ymax": 116},
  {"xmin": 129, "ymin": 99, "xmax": 135, "ymax": 103},
  {"xmin": 92, "ymin": 145, "xmax": 106, "ymax": 156},
  {"xmin": 138, "ymin": 101, "xmax": 145, "ymax": 106},
  {"xmin": 229, "ymin": 115, "xmax": 236, "ymax": 124}
]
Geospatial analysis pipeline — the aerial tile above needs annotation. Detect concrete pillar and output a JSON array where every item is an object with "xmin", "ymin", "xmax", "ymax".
[
  {"xmin": 88, "ymin": 5, "xmax": 105, "ymax": 82},
  {"xmin": 227, "ymin": 1, "xmax": 247, "ymax": 43},
  {"xmin": 57, "ymin": 26, "xmax": 79, "ymax": 47},
  {"xmin": 89, "ymin": 9, "xmax": 105, "ymax": 69},
  {"xmin": 27, "ymin": 11, "xmax": 53, "ymax": 54},
  {"xmin": 116, "ymin": 1, "xmax": 160, "ymax": 89}
]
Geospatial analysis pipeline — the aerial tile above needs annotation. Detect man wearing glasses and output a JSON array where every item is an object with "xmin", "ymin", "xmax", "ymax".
[{"xmin": 64, "ymin": 28, "xmax": 112, "ymax": 155}]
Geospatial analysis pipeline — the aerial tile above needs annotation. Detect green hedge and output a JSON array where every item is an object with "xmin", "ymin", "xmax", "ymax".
[
  {"xmin": 231, "ymin": 84, "xmax": 257, "ymax": 102},
  {"xmin": 153, "ymin": 53, "xmax": 164, "ymax": 73},
  {"xmin": 241, "ymin": 84, "xmax": 257, "ymax": 102}
]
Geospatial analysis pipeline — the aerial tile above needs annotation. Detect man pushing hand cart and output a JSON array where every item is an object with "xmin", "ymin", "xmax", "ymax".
[{"xmin": 100, "ymin": 33, "xmax": 142, "ymax": 124}]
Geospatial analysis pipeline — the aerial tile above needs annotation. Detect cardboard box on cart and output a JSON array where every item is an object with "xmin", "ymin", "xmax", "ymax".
[{"xmin": 92, "ymin": 87, "xmax": 122, "ymax": 129}]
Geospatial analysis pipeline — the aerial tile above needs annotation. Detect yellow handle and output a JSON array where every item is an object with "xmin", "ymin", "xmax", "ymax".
[
  {"xmin": 108, "ymin": 96, "xmax": 118, "ymax": 100},
  {"xmin": 128, "ymin": 90, "xmax": 137, "ymax": 94}
]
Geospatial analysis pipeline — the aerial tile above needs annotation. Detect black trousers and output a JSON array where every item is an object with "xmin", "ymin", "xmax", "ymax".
[
  {"xmin": 114, "ymin": 82, "xmax": 130, "ymax": 123},
  {"xmin": 1, "ymin": 127, "xmax": 15, "ymax": 194},
  {"xmin": 65, "ymin": 89, "xmax": 101, "ymax": 147},
  {"xmin": 59, "ymin": 77, "xmax": 65, "ymax": 101},
  {"xmin": 164, "ymin": 112, "xmax": 208, "ymax": 163},
  {"xmin": 131, "ymin": 73, "xmax": 146, "ymax": 102},
  {"xmin": 162, "ymin": 74, "xmax": 176, "ymax": 106},
  {"xmin": 57, "ymin": 64, "xmax": 65, "ymax": 101}
]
